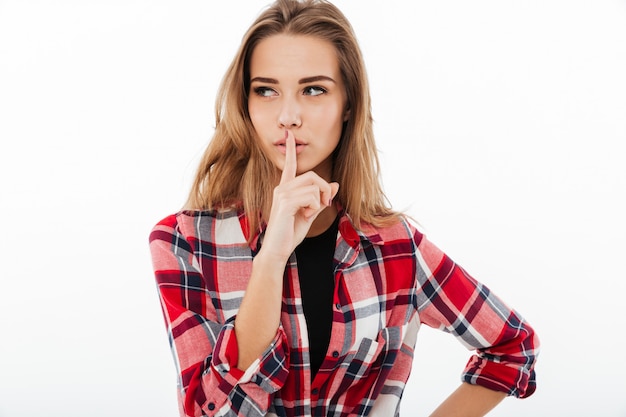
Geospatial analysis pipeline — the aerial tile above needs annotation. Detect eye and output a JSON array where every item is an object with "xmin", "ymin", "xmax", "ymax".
[
  {"xmin": 253, "ymin": 87, "xmax": 277, "ymax": 97},
  {"xmin": 303, "ymin": 86, "xmax": 327, "ymax": 96}
]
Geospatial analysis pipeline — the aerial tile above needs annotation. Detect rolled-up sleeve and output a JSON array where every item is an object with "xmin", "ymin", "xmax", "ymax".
[
  {"xmin": 411, "ymin": 227, "xmax": 539, "ymax": 398},
  {"xmin": 149, "ymin": 214, "xmax": 290, "ymax": 416}
]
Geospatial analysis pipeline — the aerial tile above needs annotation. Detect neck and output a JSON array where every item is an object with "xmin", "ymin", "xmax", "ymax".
[{"xmin": 306, "ymin": 205, "xmax": 338, "ymax": 237}]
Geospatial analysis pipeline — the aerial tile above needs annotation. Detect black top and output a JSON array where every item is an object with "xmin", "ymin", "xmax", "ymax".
[{"xmin": 294, "ymin": 216, "xmax": 339, "ymax": 378}]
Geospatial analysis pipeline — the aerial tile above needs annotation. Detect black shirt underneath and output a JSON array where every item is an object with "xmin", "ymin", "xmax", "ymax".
[{"xmin": 294, "ymin": 216, "xmax": 339, "ymax": 378}]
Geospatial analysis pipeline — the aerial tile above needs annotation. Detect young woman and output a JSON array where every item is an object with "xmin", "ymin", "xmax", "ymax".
[{"xmin": 149, "ymin": 1, "xmax": 539, "ymax": 416}]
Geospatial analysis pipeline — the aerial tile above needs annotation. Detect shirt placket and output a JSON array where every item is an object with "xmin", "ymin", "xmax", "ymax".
[
  {"xmin": 309, "ymin": 229, "xmax": 362, "ymax": 410},
  {"xmin": 280, "ymin": 255, "xmax": 316, "ymax": 414}
]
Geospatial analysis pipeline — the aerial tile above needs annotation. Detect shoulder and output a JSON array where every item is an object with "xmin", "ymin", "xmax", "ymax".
[
  {"xmin": 149, "ymin": 208, "xmax": 248, "ymax": 246},
  {"xmin": 357, "ymin": 214, "xmax": 447, "ymax": 263},
  {"xmin": 354, "ymin": 214, "xmax": 424, "ymax": 247}
]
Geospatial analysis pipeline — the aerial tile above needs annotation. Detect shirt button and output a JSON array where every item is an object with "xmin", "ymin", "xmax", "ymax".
[
  {"xmin": 335, "ymin": 303, "xmax": 341, "ymax": 310},
  {"xmin": 332, "ymin": 351, "xmax": 339, "ymax": 358},
  {"xmin": 208, "ymin": 402, "xmax": 215, "ymax": 411},
  {"xmin": 312, "ymin": 388, "xmax": 319, "ymax": 395}
]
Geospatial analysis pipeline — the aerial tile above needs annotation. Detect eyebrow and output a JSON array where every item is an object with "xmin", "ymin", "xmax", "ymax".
[{"xmin": 249, "ymin": 75, "xmax": 336, "ymax": 84}]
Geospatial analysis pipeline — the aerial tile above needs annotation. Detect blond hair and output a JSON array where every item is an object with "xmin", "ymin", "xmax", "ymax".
[{"xmin": 186, "ymin": 0, "xmax": 400, "ymax": 237}]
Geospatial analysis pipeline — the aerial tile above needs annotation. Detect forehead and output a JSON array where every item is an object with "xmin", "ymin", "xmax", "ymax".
[{"xmin": 249, "ymin": 34, "xmax": 341, "ymax": 79}]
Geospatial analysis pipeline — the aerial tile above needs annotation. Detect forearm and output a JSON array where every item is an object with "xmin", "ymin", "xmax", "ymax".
[
  {"xmin": 429, "ymin": 383, "xmax": 507, "ymax": 417},
  {"xmin": 234, "ymin": 251, "xmax": 286, "ymax": 370}
]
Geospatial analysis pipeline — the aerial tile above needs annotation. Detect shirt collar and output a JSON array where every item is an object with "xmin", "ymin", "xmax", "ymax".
[
  {"xmin": 337, "ymin": 211, "xmax": 385, "ymax": 248},
  {"xmin": 245, "ymin": 209, "xmax": 385, "ymax": 253}
]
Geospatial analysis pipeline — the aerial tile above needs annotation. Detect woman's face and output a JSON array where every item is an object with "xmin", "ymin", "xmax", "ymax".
[{"xmin": 248, "ymin": 34, "xmax": 348, "ymax": 181}]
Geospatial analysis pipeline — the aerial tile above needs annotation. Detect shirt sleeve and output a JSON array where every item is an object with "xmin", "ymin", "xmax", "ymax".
[
  {"xmin": 149, "ymin": 214, "xmax": 290, "ymax": 416},
  {"xmin": 411, "ymin": 226, "xmax": 539, "ymax": 398}
]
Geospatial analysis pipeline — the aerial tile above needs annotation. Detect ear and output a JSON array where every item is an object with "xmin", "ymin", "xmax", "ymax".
[{"xmin": 343, "ymin": 106, "xmax": 351, "ymax": 122}]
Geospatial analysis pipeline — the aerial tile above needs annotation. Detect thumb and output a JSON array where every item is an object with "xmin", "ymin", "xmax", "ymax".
[{"xmin": 330, "ymin": 182, "xmax": 340, "ymax": 203}]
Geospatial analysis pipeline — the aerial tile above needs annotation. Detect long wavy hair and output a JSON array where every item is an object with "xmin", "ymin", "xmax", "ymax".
[{"xmin": 186, "ymin": 0, "xmax": 400, "ymax": 238}]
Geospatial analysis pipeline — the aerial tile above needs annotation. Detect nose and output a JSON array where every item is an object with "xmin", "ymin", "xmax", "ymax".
[{"xmin": 278, "ymin": 97, "xmax": 302, "ymax": 128}]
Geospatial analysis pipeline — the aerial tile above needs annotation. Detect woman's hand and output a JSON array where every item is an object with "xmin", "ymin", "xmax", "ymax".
[
  {"xmin": 235, "ymin": 130, "xmax": 338, "ymax": 370},
  {"xmin": 259, "ymin": 130, "xmax": 339, "ymax": 263}
]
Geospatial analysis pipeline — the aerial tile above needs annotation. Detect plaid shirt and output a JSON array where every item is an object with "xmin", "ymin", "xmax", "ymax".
[{"xmin": 149, "ymin": 209, "xmax": 539, "ymax": 417}]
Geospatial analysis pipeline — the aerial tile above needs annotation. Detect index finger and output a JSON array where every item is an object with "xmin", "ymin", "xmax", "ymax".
[{"xmin": 280, "ymin": 129, "xmax": 297, "ymax": 184}]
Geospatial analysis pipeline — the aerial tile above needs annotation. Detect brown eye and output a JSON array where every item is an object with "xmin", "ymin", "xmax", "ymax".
[
  {"xmin": 303, "ymin": 86, "xmax": 326, "ymax": 96},
  {"xmin": 253, "ymin": 87, "xmax": 277, "ymax": 97}
]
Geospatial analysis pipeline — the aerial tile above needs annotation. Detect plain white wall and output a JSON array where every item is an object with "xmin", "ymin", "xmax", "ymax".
[{"xmin": 1, "ymin": 1, "xmax": 625, "ymax": 416}]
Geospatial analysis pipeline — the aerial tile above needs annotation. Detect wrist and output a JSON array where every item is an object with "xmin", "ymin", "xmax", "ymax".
[{"xmin": 253, "ymin": 250, "xmax": 290, "ymax": 278}]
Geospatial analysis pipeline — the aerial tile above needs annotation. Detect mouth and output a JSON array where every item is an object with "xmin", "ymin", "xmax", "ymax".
[
  {"xmin": 273, "ymin": 138, "xmax": 307, "ymax": 147},
  {"xmin": 276, "ymin": 143, "xmax": 305, "ymax": 149},
  {"xmin": 273, "ymin": 137, "xmax": 307, "ymax": 154}
]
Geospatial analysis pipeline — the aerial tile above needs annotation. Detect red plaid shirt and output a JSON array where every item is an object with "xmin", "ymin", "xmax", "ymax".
[{"xmin": 149, "ymin": 209, "xmax": 539, "ymax": 417}]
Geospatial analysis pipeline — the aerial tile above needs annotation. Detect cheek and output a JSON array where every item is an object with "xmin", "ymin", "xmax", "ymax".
[
  {"xmin": 247, "ymin": 102, "xmax": 260, "ymax": 127},
  {"xmin": 311, "ymin": 102, "xmax": 343, "ymax": 126},
  {"xmin": 321, "ymin": 103, "xmax": 346, "ymax": 134},
  {"xmin": 248, "ymin": 98, "xmax": 268, "ymax": 121}
]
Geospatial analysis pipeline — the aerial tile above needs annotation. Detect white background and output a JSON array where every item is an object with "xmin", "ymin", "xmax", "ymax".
[{"xmin": 1, "ymin": 1, "xmax": 625, "ymax": 416}]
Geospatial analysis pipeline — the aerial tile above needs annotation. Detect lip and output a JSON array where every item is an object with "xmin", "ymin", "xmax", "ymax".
[{"xmin": 273, "ymin": 137, "xmax": 307, "ymax": 154}]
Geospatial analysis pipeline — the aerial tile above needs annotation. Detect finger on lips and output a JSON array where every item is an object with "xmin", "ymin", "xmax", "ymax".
[
  {"xmin": 279, "ymin": 129, "xmax": 338, "ymax": 210},
  {"xmin": 280, "ymin": 130, "xmax": 297, "ymax": 184}
]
